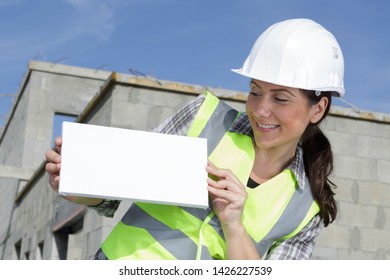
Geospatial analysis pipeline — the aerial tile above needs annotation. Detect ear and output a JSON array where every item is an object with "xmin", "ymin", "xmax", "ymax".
[{"xmin": 310, "ymin": 97, "xmax": 329, "ymax": 124}]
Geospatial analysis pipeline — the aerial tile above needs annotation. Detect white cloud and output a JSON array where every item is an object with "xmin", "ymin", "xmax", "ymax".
[{"xmin": 0, "ymin": 0, "xmax": 126, "ymax": 62}]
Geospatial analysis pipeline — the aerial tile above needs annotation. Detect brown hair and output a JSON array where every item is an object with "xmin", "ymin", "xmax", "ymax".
[{"xmin": 301, "ymin": 90, "xmax": 337, "ymax": 227}]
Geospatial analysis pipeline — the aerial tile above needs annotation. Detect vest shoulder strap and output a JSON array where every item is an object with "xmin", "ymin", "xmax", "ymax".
[
  {"xmin": 188, "ymin": 92, "xmax": 240, "ymax": 156},
  {"xmin": 187, "ymin": 92, "xmax": 220, "ymax": 138}
]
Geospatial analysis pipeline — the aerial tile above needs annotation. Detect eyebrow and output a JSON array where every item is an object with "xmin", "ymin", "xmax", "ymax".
[{"xmin": 250, "ymin": 80, "xmax": 296, "ymax": 97}]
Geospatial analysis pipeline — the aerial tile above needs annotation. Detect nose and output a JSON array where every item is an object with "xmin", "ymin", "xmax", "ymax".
[{"xmin": 252, "ymin": 98, "xmax": 272, "ymax": 118}]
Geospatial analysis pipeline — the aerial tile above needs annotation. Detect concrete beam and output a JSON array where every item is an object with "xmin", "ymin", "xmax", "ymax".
[{"xmin": 0, "ymin": 166, "xmax": 34, "ymax": 180}]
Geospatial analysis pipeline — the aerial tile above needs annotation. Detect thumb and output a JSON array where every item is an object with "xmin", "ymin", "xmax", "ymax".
[{"xmin": 207, "ymin": 161, "xmax": 219, "ymax": 181}]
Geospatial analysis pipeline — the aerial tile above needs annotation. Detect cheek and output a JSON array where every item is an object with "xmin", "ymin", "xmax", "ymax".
[
  {"xmin": 245, "ymin": 98, "xmax": 254, "ymax": 114},
  {"xmin": 279, "ymin": 108, "xmax": 311, "ymax": 131}
]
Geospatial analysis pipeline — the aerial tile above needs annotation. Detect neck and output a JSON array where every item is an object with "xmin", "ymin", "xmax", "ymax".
[{"xmin": 251, "ymin": 143, "xmax": 297, "ymax": 183}]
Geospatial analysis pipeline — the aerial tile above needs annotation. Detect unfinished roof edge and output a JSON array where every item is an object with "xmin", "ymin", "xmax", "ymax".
[
  {"xmin": 113, "ymin": 71, "xmax": 390, "ymax": 124},
  {"xmin": 330, "ymin": 106, "xmax": 390, "ymax": 123},
  {"xmin": 14, "ymin": 61, "xmax": 390, "ymax": 125},
  {"xmin": 28, "ymin": 60, "xmax": 112, "ymax": 80},
  {"xmin": 112, "ymin": 72, "xmax": 249, "ymax": 101},
  {"xmin": 31, "ymin": 60, "xmax": 390, "ymax": 124}
]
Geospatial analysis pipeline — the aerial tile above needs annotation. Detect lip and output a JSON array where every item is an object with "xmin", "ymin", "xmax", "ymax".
[{"xmin": 254, "ymin": 121, "xmax": 280, "ymax": 131}]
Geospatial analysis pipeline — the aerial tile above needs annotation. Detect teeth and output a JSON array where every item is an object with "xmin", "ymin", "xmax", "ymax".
[{"xmin": 257, "ymin": 123, "xmax": 278, "ymax": 129}]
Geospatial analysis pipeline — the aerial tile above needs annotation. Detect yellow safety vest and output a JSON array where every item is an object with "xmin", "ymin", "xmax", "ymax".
[{"xmin": 101, "ymin": 92, "xmax": 320, "ymax": 260}]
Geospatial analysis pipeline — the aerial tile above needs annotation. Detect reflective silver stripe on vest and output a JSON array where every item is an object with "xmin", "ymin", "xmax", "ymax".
[
  {"xmin": 199, "ymin": 100, "xmax": 238, "ymax": 155},
  {"xmin": 209, "ymin": 213, "xmax": 225, "ymax": 238},
  {"xmin": 181, "ymin": 207, "xmax": 225, "ymax": 238},
  {"xmin": 256, "ymin": 177, "xmax": 314, "ymax": 255},
  {"xmin": 121, "ymin": 203, "xmax": 198, "ymax": 259},
  {"xmin": 200, "ymin": 245, "xmax": 213, "ymax": 260},
  {"xmin": 182, "ymin": 100, "xmax": 237, "ymax": 253},
  {"xmin": 185, "ymin": 100, "xmax": 237, "ymax": 258}
]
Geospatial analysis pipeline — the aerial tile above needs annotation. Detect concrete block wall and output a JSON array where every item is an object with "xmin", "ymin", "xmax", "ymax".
[
  {"xmin": 0, "ymin": 84, "xmax": 30, "ymax": 166},
  {"xmin": 0, "ymin": 61, "xmax": 110, "ymax": 168},
  {"xmin": 0, "ymin": 170, "xmax": 54, "ymax": 260},
  {"xmin": 0, "ymin": 177, "xmax": 19, "ymax": 256},
  {"xmin": 0, "ymin": 61, "xmax": 110, "ymax": 259},
  {"xmin": 312, "ymin": 116, "xmax": 390, "ymax": 259},
  {"xmin": 111, "ymin": 86, "xmax": 198, "ymax": 130}
]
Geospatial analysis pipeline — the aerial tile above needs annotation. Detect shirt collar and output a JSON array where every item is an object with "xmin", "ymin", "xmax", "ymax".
[{"xmin": 229, "ymin": 112, "xmax": 307, "ymax": 190}]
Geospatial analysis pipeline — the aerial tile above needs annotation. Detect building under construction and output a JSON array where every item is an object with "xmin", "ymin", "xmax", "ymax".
[{"xmin": 0, "ymin": 61, "xmax": 389, "ymax": 260}]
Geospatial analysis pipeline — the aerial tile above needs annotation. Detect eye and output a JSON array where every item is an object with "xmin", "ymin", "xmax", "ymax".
[
  {"xmin": 249, "ymin": 91, "xmax": 261, "ymax": 97},
  {"xmin": 273, "ymin": 93, "xmax": 291, "ymax": 103},
  {"xmin": 249, "ymin": 85, "xmax": 262, "ymax": 97},
  {"xmin": 275, "ymin": 97, "xmax": 289, "ymax": 102}
]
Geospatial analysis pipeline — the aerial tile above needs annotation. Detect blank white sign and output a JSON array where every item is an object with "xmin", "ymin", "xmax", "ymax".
[{"xmin": 59, "ymin": 122, "xmax": 209, "ymax": 208}]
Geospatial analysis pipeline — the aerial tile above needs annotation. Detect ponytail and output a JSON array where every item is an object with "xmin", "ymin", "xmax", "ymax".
[{"xmin": 301, "ymin": 91, "xmax": 337, "ymax": 227}]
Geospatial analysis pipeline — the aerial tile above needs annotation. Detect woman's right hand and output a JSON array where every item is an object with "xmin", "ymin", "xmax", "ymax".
[
  {"xmin": 45, "ymin": 136, "xmax": 62, "ymax": 193},
  {"xmin": 45, "ymin": 136, "xmax": 103, "ymax": 206}
]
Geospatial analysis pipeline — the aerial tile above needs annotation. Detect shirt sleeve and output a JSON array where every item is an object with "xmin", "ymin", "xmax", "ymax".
[
  {"xmin": 153, "ymin": 93, "xmax": 205, "ymax": 135},
  {"xmin": 88, "ymin": 199, "xmax": 121, "ymax": 218},
  {"xmin": 265, "ymin": 214, "xmax": 324, "ymax": 260},
  {"xmin": 88, "ymin": 94, "xmax": 206, "ymax": 217}
]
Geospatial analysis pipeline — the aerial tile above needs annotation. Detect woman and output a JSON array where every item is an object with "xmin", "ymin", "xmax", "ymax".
[{"xmin": 45, "ymin": 18, "xmax": 344, "ymax": 259}]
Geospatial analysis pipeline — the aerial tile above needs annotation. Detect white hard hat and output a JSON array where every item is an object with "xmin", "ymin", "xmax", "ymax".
[{"xmin": 232, "ymin": 18, "xmax": 345, "ymax": 97}]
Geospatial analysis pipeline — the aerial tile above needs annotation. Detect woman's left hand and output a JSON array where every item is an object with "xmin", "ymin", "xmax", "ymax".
[
  {"xmin": 207, "ymin": 162, "xmax": 261, "ymax": 260},
  {"xmin": 206, "ymin": 161, "xmax": 248, "ymax": 230}
]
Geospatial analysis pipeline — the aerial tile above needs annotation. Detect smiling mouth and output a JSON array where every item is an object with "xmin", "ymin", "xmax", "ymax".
[{"xmin": 256, "ymin": 122, "xmax": 280, "ymax": 129}]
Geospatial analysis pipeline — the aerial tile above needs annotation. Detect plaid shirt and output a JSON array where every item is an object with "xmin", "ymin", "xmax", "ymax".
[{"xmin": 91, "ymin": 93, "xmax": 323, "ymax": 260}]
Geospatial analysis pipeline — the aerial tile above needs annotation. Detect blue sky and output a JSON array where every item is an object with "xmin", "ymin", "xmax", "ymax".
[{"xmin": 1, "ymin": 0, "xmax": 390, "ymax": 129}]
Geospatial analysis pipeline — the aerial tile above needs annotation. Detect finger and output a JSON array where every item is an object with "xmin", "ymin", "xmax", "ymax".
[
  {"xmin": 206, "ymin": 161, "xmax": 219, "ymax": 181},
  {"xmin": 208, "ymin": 178, "xmax": 245, "ymax": 196},
  {"xmin": 45, "ymin": 162, "xmax": 61, "ymax": 174},
  {"xmin": 207, "ymin": 177, "xmax": 230, "ymax": 190},
  {"xmin": 45, "ymin": 149, "xmax": 61, "ymax": 164},
  {"xmin": 49, "ymin": 175, "xmax": 60, "ymax": 192},
  {"xmin": 54, "ymin": 175, "xmax": 60, "ymax": 185},
  {"xmin": 206, "ymin": 165, "xmax": 242, "ymax": 187},
  {"xmin": 207, "ymin": 177, "xmax": 226, "ymax": 188},
  {"xmin": 206, "ymin": 163, "xmax": 234, "ymax": 179},
  {"xmin": 54, "ymin": 136, "xmax": 62, "ymax": 154},
  {"xmin": 208, "ymin": 184, "xmax": 247, "ymax": 204}
]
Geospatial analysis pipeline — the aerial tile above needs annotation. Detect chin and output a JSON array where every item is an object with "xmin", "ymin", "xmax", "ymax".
[{"xmin": 253, "ymin": 140, "xmax": 276, "ymax": 150}]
